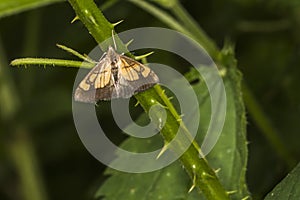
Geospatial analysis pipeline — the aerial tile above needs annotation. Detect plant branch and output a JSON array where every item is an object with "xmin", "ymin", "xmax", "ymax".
[
  {"xmin": 169, "ymin": 1, "xmax": 219, "ymax": 59},
  {"xmin": 129, "ymin": 0, "xmax": 219, "ymax": 59},
  {"xmin": 167, "ymin": 1, "xmax": 296, "ymax": 168},
  {"xmin": 56, "ymin": 44, "xmax": 95, "ymax": 63},
  {"xmin": 11, "ymin": 58, "xmax": 94, "ymax": 69},
  {"xmin": 136, "ymin": 0, "xmax": 295, "ymax": 169},
  {"xmin": 129, "ymin": 0, "xmax": 191, "ymax": 36},
  {"xmin": 135, "ymin": 88, "xmax": 229, "ymax": 200},
  {"xmin": 68, "ymin": 0, "xmax": 127, "ymax": 53},
  {"xmin": 68, "ymin": 0, "xmax": 230, "ymax": 199}
]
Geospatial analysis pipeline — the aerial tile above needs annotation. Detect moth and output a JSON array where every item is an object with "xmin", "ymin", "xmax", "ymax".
[{"xmin": 74, "ymin": 46, "xmax": 159, "ymax": 103}]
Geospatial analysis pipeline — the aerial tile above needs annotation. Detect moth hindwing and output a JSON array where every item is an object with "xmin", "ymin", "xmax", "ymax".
[{"xmin": 74, "ymin": 46, "xmax": 159, "ymax": 103}]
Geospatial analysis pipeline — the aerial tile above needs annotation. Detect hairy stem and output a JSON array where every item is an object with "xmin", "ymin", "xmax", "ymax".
[{"xmin": 11, "ymin": 58, "xmax": 94, "ymax": 69}]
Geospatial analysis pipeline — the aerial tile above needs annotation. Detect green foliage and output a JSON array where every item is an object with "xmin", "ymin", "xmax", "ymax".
[
  {"xmin": 0, "ymin": 0, "xmax": 299, "ymax": 200},
  {"xmin": 96, "ymin": 59, "xmax": 250, "ymax": 199},
  {"xmin": 265, "ymin": 163, "xmax": 300, "ymax": 200},
  {"xmin": 95, "ymin": 135, "xmax": 194, "ymax": 200},
  {"xmin": 0, "ymin": 0, "xmax": 64, "ymax": 18}
]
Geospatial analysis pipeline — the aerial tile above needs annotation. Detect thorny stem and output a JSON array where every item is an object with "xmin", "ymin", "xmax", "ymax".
[
  {"xmin": 134, "ymin": 0, "xmax": 296, "ymax": 169},
  {"xmin": 68, "ymin": 0, "xmax": 230, "ymax": 199},
  {"xmin": 170, "ymin": 1, "xmax": 296, "ymax": 168},
  {"xmin": 11, "ymin": 58, "xmax": 94, "ymax": 69}
]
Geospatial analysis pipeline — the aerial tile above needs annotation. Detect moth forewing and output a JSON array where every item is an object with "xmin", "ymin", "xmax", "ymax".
[
  {"xmin": 74, "ymin": 46, "xmax": 159, "ymax": 103},
  {"xmin": 120, "ymin": 55, "xmax": 159, "ymax": 85},
  {"xmin": 74, "ymin": 57, "xmax": 113, "ymax": 102}
]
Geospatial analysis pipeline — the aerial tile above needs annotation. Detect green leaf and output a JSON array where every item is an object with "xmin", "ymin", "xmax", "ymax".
[
  {"xmin": 96, "ymin": 135, "xmax": 195, "ymax": 200},
  {"xmin": 185, "ymin": 55, "xmax": 250, "ymax": 200},
  {"xmin": 96, "ymin": 56, "xmax": 250, "ymax": 199},
  {"xmin": 264, "ymin": 163, "xmax": 300, "ymax": 200},
  {"xmin": 206, "ymin": 49, "xmax": 250, "ymax": 199},
  {"xmin": 0, "ymin": 0, "xmax": 64, "ymax": 18}
]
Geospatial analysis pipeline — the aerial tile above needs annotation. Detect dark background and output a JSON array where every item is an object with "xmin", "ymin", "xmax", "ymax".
[{"xmin": 0, "ymin": 0, "xmax": 299, "ymax": 199}]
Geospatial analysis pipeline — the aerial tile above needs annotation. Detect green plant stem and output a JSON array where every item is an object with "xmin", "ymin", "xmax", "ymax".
[
  {"xmin": 170, "ymin": 2, "xmax": 219, "ymax": 59},
  {"xmin": 129, "ymin": 0, "xmax": 219, "ymax": 59},
  {"xmin": 129, "ymin": 0, "xmax": 190, "ymax": 36},
  {"xmin": 153, "ymin": 85, "xmax": 202, "ymax": 155},
  {"xmin": 169, "ymin": 1, "xmax": 296, "ymax": 168},
  {"xmin": 69, "ymin": 0, "xmax": 112, "ymax": 44},
  {"xmin": 137, "ymin": 0, "xmax": 295, "ymax": 168},
  {"xmin": 68, "ymin": 0, "xmax": 230, "ymax": 199},
  {"xmin": 135, "ymin": 87, "xmax": 229, "ymax": 200},
  {"xmin": 68, "ymin": 0, "xmax": 127, "ymax": 53},
  {"xmin": 242, "ymin": 83, "xmax": 296, "ymax": 168},
  {"xmin": 11, "ymin": 58, "xmax": 94, "ymax": 69},
  {"xmin": 56, "ymin": 44, "xmax": 95, "ymax": 63}
]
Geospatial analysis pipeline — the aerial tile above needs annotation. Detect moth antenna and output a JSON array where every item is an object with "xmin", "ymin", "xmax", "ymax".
[{"xmin": 112, "ymin": 30, "xmax": 117, "ymax": 50}]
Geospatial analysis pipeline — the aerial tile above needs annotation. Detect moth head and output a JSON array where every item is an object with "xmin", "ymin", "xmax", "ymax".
[{"xmin": 107, "ymin": 46, "xmax": 120, "ymax": 65}]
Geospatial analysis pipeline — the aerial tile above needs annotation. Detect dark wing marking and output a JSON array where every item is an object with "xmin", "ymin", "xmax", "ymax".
[
  {"xmin": 118, "ymin": 55, "xmax": 159, "ymax": 96},
  {"xmin": 74, "ymin": 58, "xmax": 115, "ymax": 102},
  {"xmin": 74, "ymin": 52, "xmax": 159, "ymax": 103}
]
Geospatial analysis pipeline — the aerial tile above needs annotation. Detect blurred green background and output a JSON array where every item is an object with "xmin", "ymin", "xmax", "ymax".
[{"xmin": 0, "ymin": 0, "xmax": 300, "ymax": 199}]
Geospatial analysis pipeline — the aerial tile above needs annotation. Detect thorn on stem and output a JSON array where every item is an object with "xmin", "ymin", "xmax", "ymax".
[
  {"xmin": 226, "ymin": 190, "xmax": 237, "ymax": 195},
  {"xmin": 168, "ymin": 96, "xmax": 174, "ymax": 101},
  {"xmin": 134, "ymin": 51, "xmax": 154, "ymax": 60},
  {"xmin": 134, "ymin": 101, "xmax": 140, "ymax": 107},
  {"xmin": 112, "ymin": 20, "xmax": 124, "ymax": 27},
  {"xmin": 156, "ymin": 143, "xmax": 169, "ymax": 159},
  {"xmin": 241, "ymin": 196, "xmax": 251, "ymax": 200},
  {"xmin": 126, "ymin": 39, "xmax": 134, "ymax": 47},
  {"xmin": 188, "ymin": 173, "xmax": 197, "ymax": 193},
  {"xmin": 71, "ymin": 16, "xmax": 80, "ymax": 23},
  {"xmin": 214, "ymin": 168, "xmax": 221, "ymax": 174}
]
